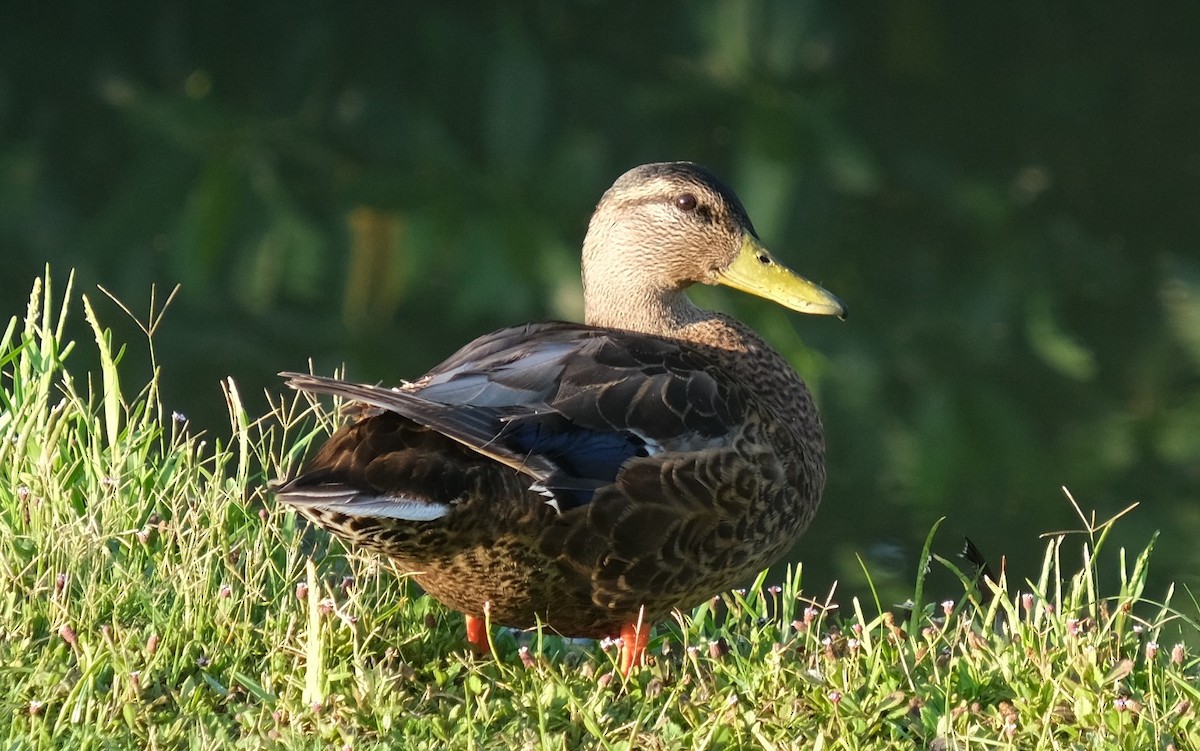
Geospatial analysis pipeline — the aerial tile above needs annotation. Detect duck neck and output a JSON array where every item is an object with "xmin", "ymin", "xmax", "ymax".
[
  {"xmin": 581, "ymin": 220, "xmax": 708, "ymax": 335},
  {"xmin": 583, "ymin": 281, "xmax": 705, "ymax": 335}
]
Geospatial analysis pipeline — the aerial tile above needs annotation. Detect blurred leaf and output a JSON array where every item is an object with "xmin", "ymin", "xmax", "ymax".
[
  {"xmin": 1025, "ymin": 296, "xmax": 1097, "ymax": 381},
  {"xmin": 1156, "ymin": 395, "xmax": 1200, "ymax": 467},
  {"xmin": 176, "ymin": 157, "xmax": 244, "ymax": 292},
  {"xmin": 343, "ymin": 207, "xmax": 407, "ymax": 329},
  {"xmin": 1161, "ymin": 261, "xmax": 1200, "ymax": 369},
  {"xmin": 235, "ymin": 209, "xmax": 326, "ymax": 314}
]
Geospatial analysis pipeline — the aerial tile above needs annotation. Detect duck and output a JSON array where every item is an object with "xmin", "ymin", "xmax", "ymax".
[{"xmin": 273, "ymin": 162, "xmax": 846, "ymax": 675}]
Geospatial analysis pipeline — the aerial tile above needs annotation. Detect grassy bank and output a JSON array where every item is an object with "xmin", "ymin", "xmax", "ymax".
[{"xmin": 1, "ymin": 271, "xmax": 1197, "ymax": 749}]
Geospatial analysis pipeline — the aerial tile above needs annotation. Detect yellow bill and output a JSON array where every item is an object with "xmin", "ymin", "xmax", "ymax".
[{"xmin": 715, "ymin": 234, "xmax": 847, "ymax": 319}]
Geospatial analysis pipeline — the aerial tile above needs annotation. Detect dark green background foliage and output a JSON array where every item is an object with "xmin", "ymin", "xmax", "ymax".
[{"xmin": 3, "ymin": 3, "xmax": 1198, "ymax": 607}]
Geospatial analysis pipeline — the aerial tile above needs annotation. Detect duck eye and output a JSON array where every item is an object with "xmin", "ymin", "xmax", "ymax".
[{"xmin": 675, "ymin": 193, "xmax": 698, "ymax": 212}]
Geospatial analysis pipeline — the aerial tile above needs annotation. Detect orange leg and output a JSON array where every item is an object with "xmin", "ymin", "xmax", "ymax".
[
  {"xmin": 465, "ymin": 614, "xmax": 490, "ymax": 655},
  {"xmin": 619, "ymin": 617, "xmax": 650, "ymax": 676}
]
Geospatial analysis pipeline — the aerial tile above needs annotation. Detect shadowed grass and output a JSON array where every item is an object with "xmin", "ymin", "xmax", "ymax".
[{"xmin": 1, "ymin": 271, "xmax": 1198, "ymax": 749}]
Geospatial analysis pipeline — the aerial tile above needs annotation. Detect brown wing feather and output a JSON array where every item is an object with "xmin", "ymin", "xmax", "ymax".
[{"xmin": 281, "ymin": 372, "xmax": 560, "ymax": 481}]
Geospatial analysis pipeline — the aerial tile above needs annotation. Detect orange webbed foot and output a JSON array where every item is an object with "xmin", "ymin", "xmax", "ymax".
[
  {"xmin": 465, "ymin": 613, "xmax": 490, "ymax": 655},
  {"xmin": 619, "ymin": 617, "xmax": 650, "ymax": 676}
]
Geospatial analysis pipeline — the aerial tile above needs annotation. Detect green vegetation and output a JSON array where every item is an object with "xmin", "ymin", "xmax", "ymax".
[
  {"xmin": 3, "ymin": 272, "xmax": 1198, "ymax": 748},
  {"xmin": 4, "ymin": 4, "xmax": 1200, "ymax": 611}
]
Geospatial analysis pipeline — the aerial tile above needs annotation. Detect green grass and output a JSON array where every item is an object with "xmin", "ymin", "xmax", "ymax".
[{"xmin": 2, "ymin": 269, "xmax": 1199, "ymax": 750}]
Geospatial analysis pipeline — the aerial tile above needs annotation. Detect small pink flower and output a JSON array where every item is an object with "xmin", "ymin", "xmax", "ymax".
[
  {"xmin": 58, "ymin": 625, "xmax": 77, "ymax": 648},
  {"xmin": 518, "ymin": 645, "xmax": 535, "ymax": 668}
]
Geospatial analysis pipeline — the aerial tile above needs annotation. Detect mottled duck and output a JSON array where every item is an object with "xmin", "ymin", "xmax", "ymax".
[{"xmin": 274, "ymin": 162, "xmax": 846, "ymax": 675}]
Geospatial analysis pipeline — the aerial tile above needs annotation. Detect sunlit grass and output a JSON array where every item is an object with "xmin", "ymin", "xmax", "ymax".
[{"xmin": 1, "ymin": 270, "xmax": 1198, "ymax": 749}]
